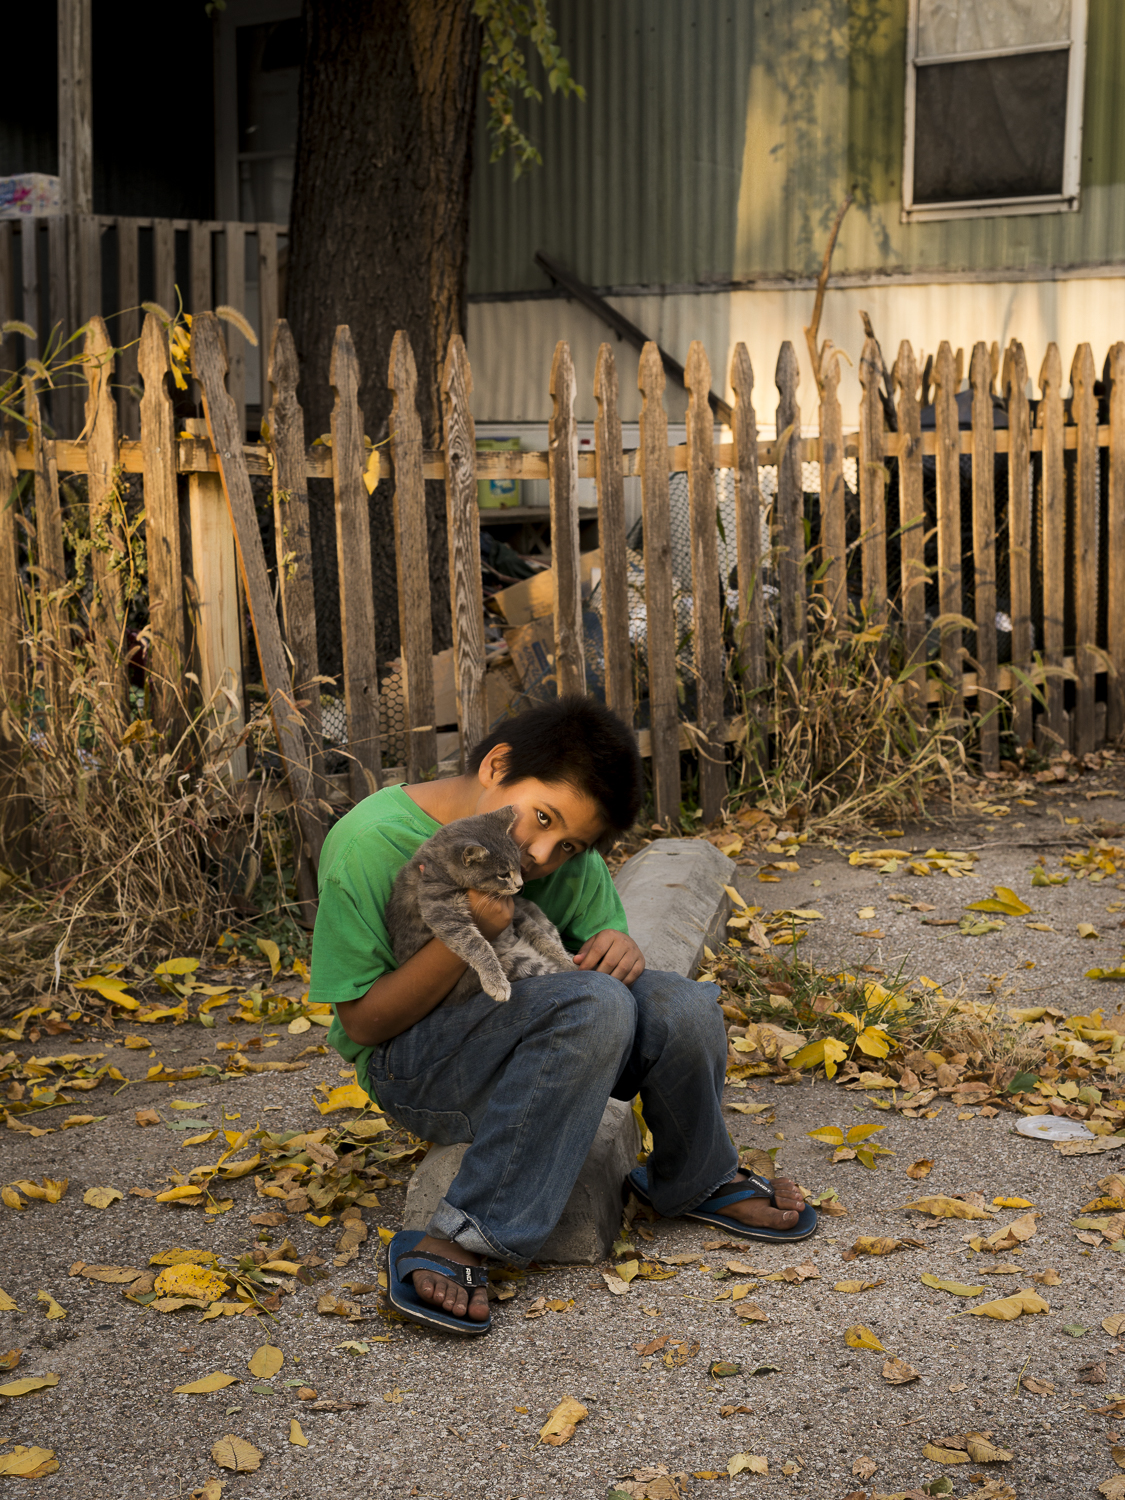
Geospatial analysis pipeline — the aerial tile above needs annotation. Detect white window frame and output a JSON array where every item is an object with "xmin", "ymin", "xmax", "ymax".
[{"xmin": 901, "ymin": 0, "xmax": 1087, "ymax": 223}]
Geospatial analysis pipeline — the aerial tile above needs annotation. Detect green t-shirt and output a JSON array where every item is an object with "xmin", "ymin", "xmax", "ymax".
[{"xmin": 310, "ymin": 785, "xmax": 629, "ymax": 1092}]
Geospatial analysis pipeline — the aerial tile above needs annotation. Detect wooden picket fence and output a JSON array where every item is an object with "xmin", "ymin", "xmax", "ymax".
[{"xmin": 1, "ymin": 310, "xmax": 1124, "ymax": 903}]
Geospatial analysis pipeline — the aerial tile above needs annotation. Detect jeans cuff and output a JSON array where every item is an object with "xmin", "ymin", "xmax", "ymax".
[{"xmin": 426, "ymin": 1197, "xmax": 531, "ymax": 1268}]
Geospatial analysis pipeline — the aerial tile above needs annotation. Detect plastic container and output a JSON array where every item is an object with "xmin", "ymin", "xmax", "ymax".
[{"xmin": 477, "ymin": 437, "xmax": 521, "ymax": 509}]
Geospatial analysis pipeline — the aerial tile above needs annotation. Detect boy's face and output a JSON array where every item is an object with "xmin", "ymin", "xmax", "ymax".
[{"xmin": 475, "ymin": 746, "xmax": 607, "ymax": 881}]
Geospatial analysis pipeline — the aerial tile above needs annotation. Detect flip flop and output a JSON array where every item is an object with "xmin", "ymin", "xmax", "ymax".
[
  {"xmin": 386, "ymin": 1229, "xmax": 493, "ymax": 1336},
  {"xmin": 627, "ymin": 1166, "xmax": 818, "ymax": 1243}
]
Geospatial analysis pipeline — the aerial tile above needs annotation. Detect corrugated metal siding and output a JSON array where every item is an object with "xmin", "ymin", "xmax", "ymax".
[{"xmin": 467, "ymin": 0, "xmax": 1125, "ymax": 295}]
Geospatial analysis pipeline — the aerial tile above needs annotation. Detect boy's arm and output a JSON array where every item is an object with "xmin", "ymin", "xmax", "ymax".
[{"xmin": 335, "ymin": 889, "xmax": 514, "ymax": 1045}]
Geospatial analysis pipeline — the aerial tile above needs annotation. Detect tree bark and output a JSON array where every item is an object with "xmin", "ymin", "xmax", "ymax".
[{"xmin": 288, "ymin": 0, "xmax": 480, "ymax": 667}]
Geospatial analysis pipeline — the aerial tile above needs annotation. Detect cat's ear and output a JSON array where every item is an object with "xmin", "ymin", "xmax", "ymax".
[
  {"xmin": 494, "ymin": 804, "xmax": 519, "ymax": 834},
  {"xmin": 461, "ymin": 843, "xmax": 489, "ymax": 865}
]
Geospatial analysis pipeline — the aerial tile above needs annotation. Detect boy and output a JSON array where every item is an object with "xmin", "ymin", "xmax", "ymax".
[{"xmin": 311, "ymin": 697, "xmax": 812, "ymax": 1335}]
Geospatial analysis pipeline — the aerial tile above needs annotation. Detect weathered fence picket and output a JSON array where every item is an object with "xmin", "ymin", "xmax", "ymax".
[
  {"xmin": 1003, "ymin": 340, "xmax": 1032, "ymax": 746},
  {"xmin": 858, "ymin": 336, "xmax": 887, "ymax": 631},
  {"xmin": 593, "ymin": 344, "xmax": 632, "ymax": 725},
  {"xmin": 330, "ymin": 325, "xmax": 381, "ymax": 801},
  {"xmin": 730, "ymin": 342, "xmax": 765, "ymax": 718},
  {"xmin": 548, "ymin": 341, "xmax": 584, "ymax": 699},
  {"xmin": 969, "ymin": 342, "xmax": 999, "ymax": 770},
  {"xmin": 817, "ymin": 343, "xmax": 847, "ymax": 618},
  {"xmin": 84, "ymin": 317, "xmax": 127, "ymax": 707},
  {"xmin": 892, "ymin": 341, "xmax": 926, "ymax": 716},
  {"xmin": 25, "ymin": 377, "xmax": 68, "ymax": 730},
  {"xmin": 933, "ymin": 341, "xmax": 963, "ymax": 723},
  {"xmin": 1039, "ymin": 343, "xmax": 1066, "ymax": 750},
  {"xmin": 1108, "ymin": 342, "xmax": 1125, "ymax": 741},
  {"xmin": 442, "ymin": 335, "xmax": 488, "ymax": 764},
  {"xmin": 685, "ymin": 341, "xmax": 726, "ymax": 823},
  {"xmin": 388, "ymin": 331, "xmax": 438, "ymax": 785},
  {"xmin": 774, "ymin": 343, "xmax": 806, "ymax": 660},
  {"xmin": 1071, "ymin": 343, "xmax": 1099, "ymax": 757},
  {"xmin": 638, "ymin": 342, "xmax": 680, "ymax": 826}
]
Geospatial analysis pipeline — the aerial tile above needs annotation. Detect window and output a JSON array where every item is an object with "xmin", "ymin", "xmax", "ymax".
[
  {"xmin": 214, "ymin": 0, "xmax": 301, "ymax": 225},
  {"xmin": 902, "ymin": 0, "xmax": 1087, "ymax": 222}
]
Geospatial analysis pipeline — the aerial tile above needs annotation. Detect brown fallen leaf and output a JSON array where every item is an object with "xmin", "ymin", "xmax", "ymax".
[
  {"xmin": 719, "ymin": 1404, "xmax": 753, "ymax": 1418},
  {"xmin": 663, "ymin": 1339, "xmax": 700, "ymax": 1368},
  {"xmin": 1104, "ymin": 1313, "xmax": 1125, "ymax": 1336},
  {"xmin": 211, "ymin": 1436, "xmax": 262, "ymax": 1473},
  {"xmin": 189, "ymin": 1479, "xmax": 223, "ymax": 1500},
  {"xmin": 924, "ymin": 1443, "xmax": 970, "ymax": 1464},
  {"xmin": 0, "ymin": 1350, "xmax": 20, "ymax": 1372},
  {"xmin": 851, "ymin": 1236, "xmax": 910, "ymax": 1257},
  {"xmin": 852, "ymin": 1456, "xmax": 877, "ymax": 1479},
  {"xmin": 969, "ymin": 1290, "xmax": 1049, "ymax": 1320},
  {"xmin": 902, "ymin": 1195, "xmax": 994, "ymax": 1220},
  {"xmin": 538, "ymin": 1396, "xmax": 587, "ymax": 1446},
  {"xmin": 69, "ymin": 1262, "xmax": 142, "ymax": 1283},
  {"xmin": 882, "ymin": 1356, "xmax": 919, "ymax": 1384},
  {"xmin": 906, "ymin": 1159, "xmax": 934, "ymax": 1180},
  {"xmin": 1099, "ymin": 1476, "xmax": 1125, "ymax": 1500},
  {"xmin": 249, "ymin": 1212, "xmax": 288, "ymax": 1227},
  {"xmin": 635, "ymin": 1334, "xmax": 671, "ymax": 1358},
  {"xmin": 735, "ymin": 1301, "xmax": 768, "ymax": 1322},
  {"xmin": 134, "ymin": 1109, "xmax": 161, "ymax": 1127},
  {"xmin": 1019, "ymin": 1376, "xmax": 1055, "ymax": 1395},
  {"xmin": 966, "ymin": 1435, "xmax": 1014, "ymax": 1462},
  {"xmin": 1079, "ymin": 1361, "xmax": 1109, "ymax": 1385},
  {"xmin": 1032, "ymin": 1267, "xmax": 1061, "ymax": 1285},
  {"xmin": 762, "ymin": 1259, "xmax": 819, "ymax": 1283},
  {"xmin": 834, "ymin": 1279, "xmax": 884, "ymax": 1293}
]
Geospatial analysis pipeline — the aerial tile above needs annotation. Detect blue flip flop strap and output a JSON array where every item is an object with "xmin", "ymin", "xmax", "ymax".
[
  {"xmin": 395, "ymin": 1251, "xmax": 489, "ymax": 1290},
  {"xmin": 700, "ymin": 1172, "xmax": 775, "ymax": 1213}
]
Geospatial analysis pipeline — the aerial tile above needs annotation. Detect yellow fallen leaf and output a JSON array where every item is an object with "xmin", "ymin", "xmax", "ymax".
[
  {"xmin": 123, "ymin": 1035, "xmax": 151, "ymax": 1049},
  {"xmin": 602, "ymin": 1272, "xmax": 631, "ymax": 1296},
  {"xmin": 0, "ymin": 1446, "xmax": 58, "ymax": 1477},
  {"xmin": 1078, "ymin": 923, "xmax": 1100, "ymax": 939},
  {"xmin": 924, "ymin": 1443, "xmax": 970, "ymax": 1464},
  {"xmin": 75, "ymin": 974, "xmax": 139, "ymax": 1008},
  {"xmin": 12, "ymin": 1177, "xmax": 67, "ymax": 1203},
  {"xmin": 149, "ymin": 1248, "xmax": 220, "ymax": 1267},
  {"xmin": 965, "ymin": 886, "xmax": 1031, "ymax": 916},
  {"xmin": 1, "ymin": 1187, "xmax": 26, "ymax": 1210},
  {"xmin": 0, "ymin": 1373, "xmax": 60, "ymax": 1397},
  {"xmin": 969, "ymin": 1289, "xmax": 1049, "ymax": 1320},
  {"xmin": 83, "ymin": 1186, "xmax": 123, "ymax": 1209},
  {"xmin": 616, "ymin": 1259, "xmax": 640, "ymax": 1284},
  {"xmin": 728, "ymin": 1452, "xmax": 768, "ymax": 1476},
  {"xmin": 182, "ymin": 1131, "xmax": 218, "ymax": 1147},
  {"xmin": 538, "ymin": 1396, "xmax": 588, "ymax": 1446},
  {"xmin": 247, "ymin": 1345, "xmax": 283, "ymax": 1379},
  {"xmin": 211, "ymin": 1435, "xmax": 263, "ymax": 1473},
  {"xmin": 289, "ymin": 1419, "xmax": 308, "ymax": 1447},
  {"xmin": 306, "ymin": 1213, "xmax": 334, "ymax": 1227},
  {"xmin": 901, "ymin": 1195, "xmax": 993, "ymax": 1220},
  {"xmin": 36, "ymin": 1291, "xmax": 65, "ymax": 1320},
  {"xmin": 920, "ymin": 1274, "xmax": 984, "ymax": 1297},
  {"xmin": 156, "ymin": 1185, "xmax": 205, "ymax": 1202},
  {"xmin": 61, "ymin": 1116, "xmax": 99, "ymax": 1130},
  {"xmin": 154, "ymin": 1265, "xmax": 229, "ymax": 1303},
  {"xmin": 834, "ymin": 1280, "xmax": 882, "ymax": 1293},
  {"xmin": 256, "ymin": 937, "xmax": 281, "ymax": 976},
  {"xmin": 315, "ymin": 1083, "xmax": 370, "ymax": 1115},
  {"xmin": 288, "ymin": 1016, "xmax": 311, "ymax": 1035},
  {"xmin": 190, "ymin": 1482, "xmax": 223, "ymax": 1500},
  {"xmin": 966, "ymin": 1435, "xmax": 1014, "ymax": 1462},
  {"xmin": 907, "ymin": 1159, "xmax": 934, "ymax": 1180},
  {"xmin": 0, "ymin": 1289, "xmax": 17, "ymax": 1311},
  {"xmin": 845, "ymin": 1325, "xmax": 885, "ymax": 1350},
  {"xmin": 173, "ymin": 1371, "xmax": 238, "ymax": 1394},
  {"xmin": 993, "ymin": 1197, "xmax": 1034, "ymax": 1208}
]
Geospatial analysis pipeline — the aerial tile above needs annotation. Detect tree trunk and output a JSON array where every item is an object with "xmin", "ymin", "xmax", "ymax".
[{"xmin": 287, "ymin": 0, "xmax": 480, "ymax": 670}]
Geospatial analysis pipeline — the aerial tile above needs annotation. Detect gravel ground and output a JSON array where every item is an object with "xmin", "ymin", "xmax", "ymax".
[{"xmin": 4, "ymin": 769, "xmax": 1125, "ymax": 1499}]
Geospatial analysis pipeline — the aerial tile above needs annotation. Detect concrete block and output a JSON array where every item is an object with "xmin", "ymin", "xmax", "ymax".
[
  {"xmin": 403, "ymin": 1097, "xmax": 640, "ymax": 1264},
  {"xmin": 612, "ymin": 837, "xmax": 737, "ymax": 978}
]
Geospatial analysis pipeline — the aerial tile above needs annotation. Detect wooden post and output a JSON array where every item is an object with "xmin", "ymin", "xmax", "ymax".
[
  {"xmin": 548, "ymin": 340, "xmax": 585, "ymax": 698},
  {"xmin": 154, "ymin": 220, "xmax": 176, "ymax": 319},
  {"xmin": 594, "ymin": 343, "xmax": 632, "ymax": 725},
  {"xmin": 46, "ymin": 217, "xmax": 72, "ymax": 436},
  {"xmin": 257, "ymin": 224, "xmax": 279, "ymax": 428},
  {"xmin": 116, "ymin": 218, "xmax": 140, "ymax": 439},
  {"xmin": 1071, "ymin": 342, "xmax": 1098, "ymax": 755},
  {"xmin": 441, "ymin": 334, "xmax": 487, "ymax": 763},
  {"xmin": 76, "ymin": 213, "xmax": 100, "ymax": 326},
  {"xmin": 329, "ymin": 325, "xmax": 381, "ymax": 799},
  {"xmin": 183, "ymin": 416, "xmax": 246, "ymax": 780},
  {"xmin": 1106, "ymin": 342, "xmax": 1125, "ymax": 741},
  {"xmin": 191, "ymin": 312, "xmax": 326, "ymax": 877},
  {"xmin": 224, "ymin": 222, "xmax": 247, "ymax": 439},
  {"xmin": 969, "ymin": 342, "xmax": 999, "ymax": 770},
  {"xmin": 774, "ymin": 342, "xmax": 806, "ymax": 660},
  {"xmin": 685, "ymin": 340, "xmax": 726, "ymax": 822},
  {"xmin": 20, "ymin": 220, "xmax": 39, "ymax": 361},
  {"xmin": 268, "ymin": 320, "xmax": 322, "ymax": 748},
  {"xmin": 1038, "ymin": 344, "xmax": 1066, "ymax": 750},
  {"xmin": 58, "ymin": 0, "xmax": 93, "ymax": 217},
  {"xmin": 1003, "ymin": 340, "xmax": 1033, "ymax": 746},
  {"xmin": 817, "ymin": 345, "xmax": 847, "ymax": 618},
  {"xmin": 84, "ymin": 316, "xmax": 128, "ymax": 707},
  {"xmin": 933, "ymin": 341, "xmax": 963, "ymax": 722},
  {"xmin": 388, "ymin": 330, "xmax": 438, "ymax": 781},
  {"xmin": 25, "ymin": 378, "xmax": 69, "ymax": 729},
  {"xmin": 0, "ymin": 225, "xmax": 14, "ymax": 381},
  {"xmin": 138, "ymin": 312, "xmax": 187, "ymax": 746},
  {"xmin": 638, "ymin": 343, "xmax": 680, "ymax": 825},
  {"xmin": 730, "ymin": 342, "xmax": 764, "ymax": 760},
  {"xmin": 858, "ymin": 336, "xmax": 888, "ymax": 629},
  {"xmin": 189, "ymin": 222, "xmax": 210, "ymax": 317},
  {"xmin": 893, "ymin": 341, "xmax": 927, "ymax": 717}
]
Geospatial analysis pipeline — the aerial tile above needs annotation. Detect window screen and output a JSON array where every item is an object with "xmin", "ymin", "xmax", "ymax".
[{"xmin": 905, "ymin": 0, "xmax": 1085, "ymax": 217}]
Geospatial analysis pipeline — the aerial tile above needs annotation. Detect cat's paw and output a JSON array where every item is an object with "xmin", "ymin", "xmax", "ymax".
[{"xmin": 486, "ymin": 976, "xmax": 512, "ymax": 1003}]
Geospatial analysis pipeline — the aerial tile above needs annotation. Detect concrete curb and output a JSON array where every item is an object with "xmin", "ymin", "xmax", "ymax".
[{"xmin": 403, "ymin": 835, "xmax": 738, "ymax": 1263}]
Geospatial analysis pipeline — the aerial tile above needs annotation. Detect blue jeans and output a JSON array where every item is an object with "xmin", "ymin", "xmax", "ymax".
[{"xmin": 367, "ymin": 967, "xmax": 738, "ymax": 1266}]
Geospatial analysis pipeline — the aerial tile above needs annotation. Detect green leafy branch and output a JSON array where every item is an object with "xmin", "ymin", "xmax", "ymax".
[{"xmin": 474, "ymin": 0, "xmax": 585, "ymax": 176}]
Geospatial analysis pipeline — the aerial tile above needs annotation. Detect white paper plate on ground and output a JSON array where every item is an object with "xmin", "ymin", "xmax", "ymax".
[{"xmin": 1015, "ymin": 1115, "xmax": 1096, "ymax": 1143}]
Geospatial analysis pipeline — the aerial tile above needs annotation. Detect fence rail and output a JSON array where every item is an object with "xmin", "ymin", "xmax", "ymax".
[{"xmin": 2, "ymin": 310, "xmax": 1124, "ymax": 903}]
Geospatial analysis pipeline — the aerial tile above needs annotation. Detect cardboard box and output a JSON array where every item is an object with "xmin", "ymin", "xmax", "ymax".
[{"xmin": 487, "ymin": 548, "xmax": 603, "ymax": 628}]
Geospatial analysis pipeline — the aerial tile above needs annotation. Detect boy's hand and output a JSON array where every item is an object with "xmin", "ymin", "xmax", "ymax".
[
  {"xmin": 467, "ymin": 888, "xmax": 515, "ymax": 940},
  {"xmin": 573, "ymin": 929, "xmax": 645, "ymax": 985}
]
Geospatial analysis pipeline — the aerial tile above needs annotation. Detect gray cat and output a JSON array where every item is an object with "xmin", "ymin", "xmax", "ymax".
[{"xmin": 386, "ymin": 805, "xmax": 575, "ymax": 1003}]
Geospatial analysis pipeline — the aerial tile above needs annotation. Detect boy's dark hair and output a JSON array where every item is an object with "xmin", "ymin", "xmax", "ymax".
[{"xmin": 468, "ymin": 696, "xmax": 643, "ymax": 842}]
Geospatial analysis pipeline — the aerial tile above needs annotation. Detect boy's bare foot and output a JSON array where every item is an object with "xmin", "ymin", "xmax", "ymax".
[
  {"xmin": 718, "ymin": 1173, "xmax": 806, "ymax": 1232},
  {"xmin": 407, "ymin": 1234, "xmax": 490, "ymax": 1322}
]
